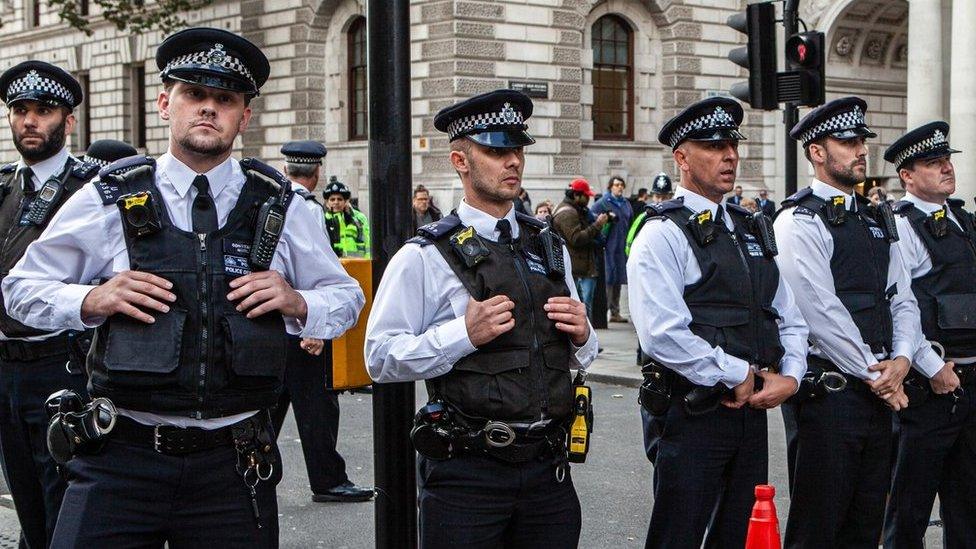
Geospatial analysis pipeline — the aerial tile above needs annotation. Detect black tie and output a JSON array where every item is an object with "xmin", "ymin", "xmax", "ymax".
[
  {"xmin": 715, "ymin": 205, "xmax": 727, "ymax": 230},
  {"xmin": 191, "ymin": 175, "xmax": 218, "ymax": 233},
  {"xmin": 19, "ymin": 167, "xmax": 35, "ymax": 195},
  {"xmin": 496, "ymin": 219, "xmax": 512, "ymax": 245}
]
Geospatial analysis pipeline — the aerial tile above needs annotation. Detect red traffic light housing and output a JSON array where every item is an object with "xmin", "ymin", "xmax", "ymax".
[{"xmin": 778, "ymin": 32, "xmax": 826, "ymax": 107}]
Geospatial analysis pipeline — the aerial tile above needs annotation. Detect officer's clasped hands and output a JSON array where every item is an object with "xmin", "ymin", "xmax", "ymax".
[
  {"xmin": 81, "ymin": 270, "xmax": 176, "ymax": 324},
  {"xmin": 748, "ymin": 370, "xmax": 800, "ymax": 409},
  {"xmin": 721, "ymin": 369, "xmax": 754, "ymax": 410},
  {"xmin": 227, "ymin": 269, "xmax": 308, "ymax": 320}
]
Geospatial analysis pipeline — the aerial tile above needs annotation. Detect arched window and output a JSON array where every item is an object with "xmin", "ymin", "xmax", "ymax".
[
  {"xmin": 348, "ymin": 17, "xmax": 368, "ymax": 141},
  {"xmin": 591, "ymin": 15, "xmax": 633, "ymax": 140}
]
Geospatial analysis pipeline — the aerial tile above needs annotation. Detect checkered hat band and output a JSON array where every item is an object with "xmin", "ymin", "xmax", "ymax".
[
  {"xmin": 894, "ymin": 134, "xmax": 950, "ymax": 167},
  {"xmin": 799, "ymin": 108, "xmax": 867, "ymax": 144},
  {"xmin": 447, "ymin": 110, "xmax": 525, "ymax": 140},
  {"xmin": 668, "ymin": 110, "xmax": 738, "ymax": 148},
  {"xmin": 6, "ymin": 71, "xmax": 74, "ymax": 106},
  {"xmin": 285, "ymin": 156, "xmax": 322, "ymax": 164},
  {"xmin": 82, "ymin": 156, "xmax": 111, "ymax": 168},
  {"xmin": 163, "ymin": 51, "xmax": 254, "ymax": 86}
]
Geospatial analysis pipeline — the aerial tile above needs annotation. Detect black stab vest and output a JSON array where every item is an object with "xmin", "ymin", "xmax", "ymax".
[
  {"xmin": 789, "ymin": 190, "xmax": 894, "ymax": 354},
  {"xmin": 656, "ymin": 201, "xmax": 785, "ymax": 369},
  {"xmin": 896, "ymin": 199, "xmax": 976, "ymax": 356},
  {"xmin": 417, "ymin": 213, "xmax": 575, "ymax": 424},
  {"xmin": 87, "ymin": 161, "xmax": 291, "ymax": 418},
  {"xmin": 0, "ymin": 158, "xmax": 98, "ymax": 338}
]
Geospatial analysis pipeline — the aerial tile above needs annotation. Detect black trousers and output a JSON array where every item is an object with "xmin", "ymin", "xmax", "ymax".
[
  {"xmin": 0, "ymin": 353, "xmax": 86, "ymax": 549},
  {"xmin": 417, "ymin": 453, "xmax": 581, "ymax": 549},
  {"xmin": 51, "ymin": 437, "xmax": 280, "ymax": 548},
  {"xmin": 783, "ymin": 387, "xmax": 892, "ymax": 548},
  {"xmin": 270, "ymin": 337, "xmax": 348, "ymax": 492},
  {"xmin": 645, "ymin": 402, "xmax": 767, "ymax": 549},
  {"xmin": 884, "ymin": 382, "xmax": 976, "ymax": 549}
]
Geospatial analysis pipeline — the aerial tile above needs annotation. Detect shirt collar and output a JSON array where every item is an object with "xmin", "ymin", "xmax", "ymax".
[
  {"xmin": 811, "ymin": 178, "xmax": 857, "ymax": 212},
  {"xmin": 457, "ymin": 199, "xmax": 519, "ymax": 242},
  {"xmin": 17, "ymin": 147, "xmax": 70, "ymax": 189},
  {"xmin": 674, "ymin": 186, "xmax": 732, "ymax": 230},
  {"xmin": 157, "ymin": 152, "xmax": 239, "ymax": 199},
  {"xmin": 903, "ymin": 192, "xmax": 946, "ymax": 214}
]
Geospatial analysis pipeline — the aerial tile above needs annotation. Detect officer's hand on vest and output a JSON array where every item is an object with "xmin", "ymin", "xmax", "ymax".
[
  {"xmin": 544, "ymin": 296, "xmax": 589, "ymax": 346},
  {"xmin": 930, "ymin": 361, "xmax": 960, "ymax": 394},
  {"xmin": 301, "ymin": 338, "xmax": 324, "ymax": 356},
  {"xmin": 747, "ymin": 371, "xmax": 799, "ymax": 409},
  {"xmin": 866, "ymin": 356, "xmax": 911, "ymax": 397},
  {"xmin": 81, "ymin": 270, "xmax": 176, "ymax": 324},
  {"xmin": 464, "ymin": 295, "xmax": 515, "ymax": 347},
  {"xmin": 226, "ymin": 270, "xmax": 307, "ymax": 321},
  {"xmin": 881, "ymin": 385, "xmax": 909, "ymax": 411},
  {"xmin": 721, "ymin": 369, "xmax": 755, "ymax": 410}
]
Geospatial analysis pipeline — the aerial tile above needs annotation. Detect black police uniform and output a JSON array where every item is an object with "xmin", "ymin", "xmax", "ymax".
[
  {"xmin": 273, "ymin": 141, "xmax": 371, "ymax": 502},
  {"xmin": 776, "ymin": 97, "xmax": 909, "ymax": 547},
  {"xmin": 0, "ymin": 60, "xmax": 94, "ymax": 548},
  {"xmin": 882, "ymin": 122, "xmax": 976, "ymax": 548}
]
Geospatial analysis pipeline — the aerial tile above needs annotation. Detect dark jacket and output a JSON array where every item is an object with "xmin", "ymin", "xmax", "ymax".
[
  {"xmin": 411, "ymin": 204, "xmax": 442, "ymax": 234},
  {"xmin": 591, "ymin": 194, "xmax": 633, "ymax": 285},
  {"xmin": 552, "ymin": 198, "xmax": 602, "ymax": 278}
]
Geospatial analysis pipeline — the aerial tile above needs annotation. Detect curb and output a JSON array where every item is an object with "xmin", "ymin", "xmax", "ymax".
[{"xmin": 0, "ymin": 495, "xmax": 13, "ymax": 511}]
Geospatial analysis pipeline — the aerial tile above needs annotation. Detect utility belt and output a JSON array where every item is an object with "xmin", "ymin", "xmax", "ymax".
[
  {"xmin": 788, "ymin": 356, "xmax": 855, "ymax": 403},
  {"xmin": 638, "ymin": 357, "xmax": 768, "ymax": 417},
  {"xmin": 0, "ymin": 330, "xmax": 92, "ymax": 372}
]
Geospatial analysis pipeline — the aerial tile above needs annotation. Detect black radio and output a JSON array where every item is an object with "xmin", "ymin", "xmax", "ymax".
[
  {"xmin": 24, "ymin": 180, "xmax": 64, "ymax": 225},
  {"xmin": 250, "ymin": 198, "xmax": 286, "ymax": 271}
]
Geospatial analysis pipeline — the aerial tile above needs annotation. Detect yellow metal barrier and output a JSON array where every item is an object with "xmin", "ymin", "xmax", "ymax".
[{"xmin": 328, "ymin": 258, "xmax": 373, "ymax": 390}]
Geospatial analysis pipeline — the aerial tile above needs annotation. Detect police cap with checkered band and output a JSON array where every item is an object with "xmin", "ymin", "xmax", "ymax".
[
  {"xmin": 433, "ymin": 89, "xmax": 535, "ymax": 149},
  {"xmin": 0, "ymin": 61, "xmax": 83, "ymax": 111},
  {"xmin": 83, "ymin": 139, "xmax": 139, "ymax": 168},
  {"xmin": 790, "ymin": 96, "xmax": 877, "ymax": 147},
  {"xmin": 884, "ymin": 121, "xmax": 960, "ymax": 170},
  {"xmin": 156, "ymin": 27, "xmax": 270, "ymax": 96},
  {"xmin": 657, "ymin": 96, "xmax": 746, "ymax": 150},
  {"xmin": 280, "ymin": 141, "xmax": 327, "ymax": 165}
]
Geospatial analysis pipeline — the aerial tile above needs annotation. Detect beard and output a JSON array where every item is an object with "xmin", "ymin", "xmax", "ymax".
[
  {"xmin": 177, "ymin": 131, "xmax": 233, "ymax": 157},
  {"xmin": 469, "ymin": 160, "xmax": 520, "ymax": 205},
  {"xmin": 14, "ymin": 116, "xmax": 67, "ymax": 162},
  {"xmin": 825, "ymin": 151, "xmax": 866, "ymax": 187}
]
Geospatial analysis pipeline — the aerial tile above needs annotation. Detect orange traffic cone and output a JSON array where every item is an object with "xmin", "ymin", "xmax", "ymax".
[{"xmin": 745, "ymin": 484, "xmax": 781, "ymax": 549}]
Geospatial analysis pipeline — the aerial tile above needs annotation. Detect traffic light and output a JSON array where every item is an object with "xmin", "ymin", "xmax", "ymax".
[
  {"xmin": 727, "ymin": 2, "xmax": 778, "ymax": 110},
  {"xmin": 779, "ymin": 31, "xmax": 826, "ymax": 107}
]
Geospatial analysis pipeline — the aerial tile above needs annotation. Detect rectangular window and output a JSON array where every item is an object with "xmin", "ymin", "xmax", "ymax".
[
  {"xmin": 28, "ymin": 0, "xmax": 40, "ymax": 27},
  {"xmin": 591, "ymin": 15, "xmax": 634, "ymax": 141},
  {"xmin": 78, "ymin": 0, "xmax": 88, "ymax": 16},
  {"xmin": 348, "ymin": 17, "xmax": 368, "ymax": 141},
  {"xmin": 129, "ymin": 65, "xmax": 147, "ymax": 148}
]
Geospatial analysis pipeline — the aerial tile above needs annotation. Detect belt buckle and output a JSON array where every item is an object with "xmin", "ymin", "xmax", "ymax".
[{"xmin": 484, "ymin": 421, "xmax": 515, "ymax": 448}]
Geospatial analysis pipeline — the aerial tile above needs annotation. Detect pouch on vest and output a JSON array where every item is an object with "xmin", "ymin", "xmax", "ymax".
[
  {"xmin": 826, "ymin": 196, "xmax": 847, "ymax": 226},
  {"xmin": 935, "ymin": 293, "xmax": 976, "ymax": 330},
  {"xmin": 687, "ymin": 209, "xmax": 717, "ymax": 247},
  {"xmin": 450, "ymin": 226, "xmax": 490, "ymax": 268}
]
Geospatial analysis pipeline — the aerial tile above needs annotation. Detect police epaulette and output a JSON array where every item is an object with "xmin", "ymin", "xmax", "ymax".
[
  {"xmin": 646, "ymin": 197, "xmax": 685, "ymax": 217},
  {"xmin": 793, "ymin": 205, "xmax": 817, "ymax": 217},
  {"xmin": 947, "ymin": 197, "xmax": 966, "ymax": 209},
  {"xmin": 91, "ymin": 178, "xmax": 125, "ymax": 205},
  {"xmin": 417, "ymin": 214, "xmax": 462, "ymax": 241},
  {"xmin": 406, "ymin": 235, "xmax": 433, "ymax": 247},
  {"xmin": 781, "ymin": 187, "xmax": 813, "ymax": 208},
  {"xmin": 240, "ymin": 158, "xmax": 291, "ymax": 191},
  {"xmin": 98, "ymin": 154, "xmax": 154, "ymax": 179},
  {"xmin": 726, "ymin": 203, "xmax": 751, "ymax": 217},
  {"xmin": 891, "ymin": 200, "xmax": 913, "ymax": 214},
  {"xmin": 71, "ymin": 161, "xmax": 99, "ymax": 181},
  {"xmin": 0, "ymin": 163, "xmax": 15, "ymax": 175},
  {"xmin": 515, "ymin": 211, "xmax": 546, "ymax": 230}
]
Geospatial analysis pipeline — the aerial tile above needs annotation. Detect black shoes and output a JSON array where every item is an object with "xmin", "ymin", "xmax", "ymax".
[{"xmin": 312, "ymin": 481, "xmax": 375, "ymax": 503}]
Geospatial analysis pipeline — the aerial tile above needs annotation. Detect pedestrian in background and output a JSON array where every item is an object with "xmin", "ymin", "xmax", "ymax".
[
  {"xmin": 411, "ymin": 184, "xmax": 442, "ymax": 233},
  {"xmin": 591, "ymin": 175, "xmax": 632, "ymax": 323},
  {"xmin": 534, "ymin": 200, "xmax": 553, "ymax": 220},
  {"xmin": 756, "ymin": 189, "xmax": 776, "ymax": 217}
]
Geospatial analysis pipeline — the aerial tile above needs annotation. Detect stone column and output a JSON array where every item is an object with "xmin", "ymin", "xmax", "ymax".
[
  {"xmin": 950, "ymin": 0, "xmax": 976, "ymax": 200},
  {"xmin": 907, "ymin": 0, "xmax": 943, "ymax": 128}
]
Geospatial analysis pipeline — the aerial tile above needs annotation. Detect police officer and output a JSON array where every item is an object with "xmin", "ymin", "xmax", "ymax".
[
  {"xmin": 0, "ymin": 60, "xmax": 97, "ymax": 548},
  {"xmin": 2, "ymin": 27, "xmax": 365, "ymax": 546},
  {"xmin": 82, "ymin": 139, "xmax": 139, "ymax": 168},
  {"xmin": 773, "ymin": 97, "xmax": 941, "ymax": 547},
  {"xmin": 365, "ymin": 89, "xmax": 598, "ymax": 548},
  {"xmin": 882, "ymin": 121, "xmax": 976, "ymax": 548},
  {"xmin": 322, "ymin": 177, "xmax": 370, "ymax": 258},
  {"xmin": 628, "ymin": 97, "xmax": 807, "ymax": 548},
  {"xmin": 273, "ymin": 140, "xmax": 373, "ymax": 503}
]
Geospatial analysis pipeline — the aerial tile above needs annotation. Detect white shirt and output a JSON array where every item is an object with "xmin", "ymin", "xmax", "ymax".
[
  {"xmin": 292, "ymin": 184, "xmax": 328, "ymax": 237},
  {"xmin": 626, "ymin": 187, "xmax": 809, "ymax": 388},
  {"xmin": 2, "ymin": 147, "xmax": 75, "ymax": 342},
  {"xmin": 365, "ymin": 200, "xmax": 599, "ymax": 383},
  {"xmin": 773, "ymin": 179, "xmax": 942, "ymax": 380},
  {"xmin": 4, "ymin": 152, "xmax": 365, "ymax": 427}
]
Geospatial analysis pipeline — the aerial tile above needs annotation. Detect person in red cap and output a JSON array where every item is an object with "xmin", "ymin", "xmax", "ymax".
[{"xmin": 552, "ymin": 178, "xmax": 609, "ymax": 317}]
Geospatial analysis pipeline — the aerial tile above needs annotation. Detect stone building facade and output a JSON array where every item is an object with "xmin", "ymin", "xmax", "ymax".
[{"xmin": 0, "ymin": 0, "xmax": 957, "ymax": 211}]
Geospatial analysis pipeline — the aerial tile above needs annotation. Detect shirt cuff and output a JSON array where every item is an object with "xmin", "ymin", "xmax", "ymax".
[
  {"xmin": 892, "ymin": 342, "xmax": 915, "ymax": 366},
  {"xmin": 434, "ymin": 316, "xmax": 478, "ymax": 365},
  {"xmin": 570, "ymin": 325, "xmax": 599, "ymax": 371},
  {"xmin": 721, "ymin": 355, "xmax": 751, "ymax": 389},
  {"xmin": 913, "ymin": 346, "xmax": 944, "ymax": 379},
  {"xmin": 66, "ymin": 284, "xmax": 102, "ymax": 329},
  {"xmin": 294, "ymin": 289, "xmax": 347, "ymax": 340},
  {"xmin": 779, "ymin": 359, "xmax": 807, "ymax": 391}
]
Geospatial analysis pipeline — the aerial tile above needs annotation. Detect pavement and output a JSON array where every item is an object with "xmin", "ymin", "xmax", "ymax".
[{"xmin": 0, "ymin": 318, "xmax": 947, "ymax": 547}]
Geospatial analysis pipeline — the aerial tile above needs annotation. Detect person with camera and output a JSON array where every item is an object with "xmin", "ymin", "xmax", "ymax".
[
  {"xmin": 552, "ymin": 178, "xmax": 608, "ymax": 319},
  {"xmin": 882, "ymin": 122, "xmax": 976, "ymax": 548},
  {"xmin": 591, "ymin": 176, "xmax": 632, "ymax": 323},
  {"xmin": 772, "ymin": 97, "xmax": 943, "ymax": 547},
  {"xmin": 365, "ymin": 89, "xmax": 598, "ymax": 549},
  {"xmin": 0, "ymin": 60, "xmax": 100, "ymax": 549},
  {"xmin": 628, "ymin": 97, "xmax": 807, "ymax": 548},
  {"xmin": 2, "ymin": 27, "xmax": 364, "ymax": 546}
]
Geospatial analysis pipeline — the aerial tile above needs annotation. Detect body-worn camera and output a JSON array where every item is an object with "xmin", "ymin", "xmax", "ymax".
[
  {"xmin": 410, "ymin": 401, "xmax": 466, "ymax": 460},
  {"xmin": 45, "ymin": 390, "xmax": 117, "ymax": 465},
  {"xmin": 450, "ymin": 226, "xmax": 491, "ymax": 268},
  {"xmin": 117, "ymin": 191, "xmax": 163, "ymax": 237}
]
